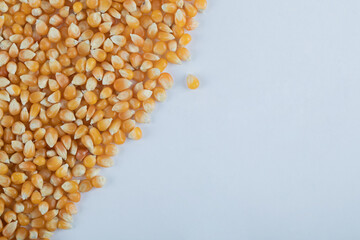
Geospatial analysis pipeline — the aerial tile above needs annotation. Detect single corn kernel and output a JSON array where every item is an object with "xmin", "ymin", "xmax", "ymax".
[
  {"xmin": 128, "ymin": 127, "xmax": 142, "ymax": 140},
  {"xmin": 187, "ymin": 74, "xmax": 200, "ymax": 90},
  {"xmin": 91, "ymin": 175, "xmax": 106, "ymax": 188}
]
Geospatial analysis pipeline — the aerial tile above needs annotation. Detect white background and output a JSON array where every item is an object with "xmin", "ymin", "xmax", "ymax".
[{"xmin": 56, "ymin": 0, "xmax": 360, "ymax": 239}]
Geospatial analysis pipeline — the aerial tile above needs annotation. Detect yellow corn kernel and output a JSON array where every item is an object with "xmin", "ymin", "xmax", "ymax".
[
  {"xmin": 11, "ymin": 172, "xmax": 28, "ymax": 185},
  {"xmin": 91, "ymin": 175, "xmax": 106, "ymax": 188},
  {"xmin": 47, "ymin": 156, "xmax": 63, "ymax": 172},
  {"xmin": 113, "ymin": 130, "xmax": 126, "ymax": 145},
  {"xmin": 151, "ymin": 10, "xmax": 163, "ymax": 23},
  {"xmin": 153, "ymin": 87, "xmax": 167, "ymax": 102},
  {"xmin": 84, "ymin": 91, "xmax": 98, "ymax": 105},
  {"xmin": 126, "ymin": 14, "xmax": 140, "ymax": 29},
  {"xmin": 128, "ymin": 127, "xmax": 142, "ymax": 140},
  {"xmin": 105, "ymin": 144, "xmax": 118, "ymax": 156},
  {"xmin": 187, "ymin": 74, "xmax": 200, "ymax": 90},
  {"xmin": 73, "ymin": 2, "xmax": 83, "ymax": 13},
  {"xmin": 100, "ymin": 131, "xmax": 112, "ymax": 145},
  {"xmin": 92, "ymin": 145, "xmax": 104, "ymax": 155},
  {"xmin": 155, "ymin": 58, "xmax": 168, "ymax": 72},
  {"xmin": 184, "ymin": 2, "xmax": 198, "ymax": 17},
  {"xmin": 55, "ymin": 164, "xmax": 69, "ymax": 178},
  {"xmin": 58, "ymin": 219, "xmax": 72, "ymax": 229},
  {"xmin": 175, "ymin": 9, "xmax": 186, "ymax": 27},
  {"xmin": 158, "ymin": 72, "xmax": 174, "ymax": 89},
  {"xmin": 61, "ymin": 181, "xmax": 78, "ymax": 193},
  {"xmin": 194, "ymin": 0, "xmax": 207, "ymax": 11},
  {"xmin": 179, "ymin": 33, "xmax": 192, "ymax": 46},
  {"xmin": 88, "ymin": 12, "xmax": 101, "ymax": 28},
  {"xmin": 83, "ymin": 155, "xmax": 96, "ymax": 168},
  {"xmin": 96, "ymin": 155, "xmax": 114, "ymax": 168},
  {"xmin": 137, "ymin": 89, "xmax": 153, "ymax": 101},
  {"xmin": 177, "ymin": 47, "xmax": 191, "ymax": 61}
]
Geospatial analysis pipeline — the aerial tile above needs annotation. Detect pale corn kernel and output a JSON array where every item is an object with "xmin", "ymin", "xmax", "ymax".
[
  {"xmin": 102, "ymin": 132, "xmax": 115, "ymax": 145},
  {"xmin": 72, "ymin": 164, "xmax": 86, "ymax": 177},
  {"xmin": 31, "ymin": 174, "xmax": 43, "ymax": 189},
  {"xmin": 61, "ymin": 180, "xmax": 78, "ymax": 193},
  {"xmin": 168, "ymin": 40, "xmax": 178, "ymax": 52},
  {"xmin": 91, "ymin": 175, "xmax": 106, "ymax": 188},
  {"xmin": 185, "ymin": 18, "xmax": 199, "ymax": 31},
  {"xmin": 158, "ymin": 32, "xmax": 175, "ymax": 42},
  {"xmin": 87, "ymin": 12, "xmax": 101, "ymax": 28},
  {"xmin": 175, "ymin": 9, "xmax": 186, "ymax": 27},
  {"xmin": 162, "ymin": 3, "xmax": 177, "ymax": 14},
  {"xmin": 158, "ymin": 72, "xmax": 174, "ymax": 90},
  {"xmin": 130, "ymin": 34, "xmax": 144, "ymax": 47},
  {"xmin": 126, "ymin": 14, "xmax": 140, "ymax": 29},
  {"xmin": 65, "ymin": 202, "xmax": 78, "ymax": 215},
  {"xmin": 119, "ymin": 69, "xmax": 134, "ymax": 79},
  {"xmin": 81, "ymin": 134, "xmax": 94, "ymax": 151},
  {"xmin": 153, "ymin": 87, "xmax": 167, "ymax": 102},
  {"xmin": 68, "ymin": 23, "xmax": 81, "ymax": 39},
  {"xmin": 67, "ymin": 191, "xmax": 81, "ymax": 204},
  {"xmin": 143, "ymin": 98, "xmax": 156, "ymax": 113},
  {"xmin": 48, "ymin": 27, "xmax": 62, "ymax": 43},
  {"xmin": 2, "ymin": 221, "xmax": 18, "ymax": 238},
  {"xmin": 105, "ymin": 144, "xmax": 118, "ymax": 156},
  {"xmin": 79, "ymin": 179, "xmax": 92, "ymax": 192},
  {"xmin": 58, "ymin": 219, "xmax": 72, "ymax": 229},
  {"xmin": 135, "ymin": 110, "xmax": 151, "ymax": 123},
  {"xmin": 38, "ymin": 201, "xmax": 49, "ymax": 215},
  {"xmin": 137, "ymin": 89, "xmax": 153, "ymax": 101},
  {"xmin": 96, "ymin": 155, "xmax": 114, "ymax": 168},
  {"xmin": 163, "ymin": 14, "xmax": 174, "ymax": 27},
  {"xmin": 3, "ymin": 187, "xmax": 18, "ymax": 199},
  {"xmin": 147, "ymin": 68, "xmax": 161, "ymax": 80}
]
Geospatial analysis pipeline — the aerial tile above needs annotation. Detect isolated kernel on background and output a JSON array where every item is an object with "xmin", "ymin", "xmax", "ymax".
[{"xmin": 187, "ymin": 74, "xmax": 200, "ymax": 90}]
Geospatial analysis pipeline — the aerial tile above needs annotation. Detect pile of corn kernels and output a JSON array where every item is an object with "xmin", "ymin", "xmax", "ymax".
[{"xmin": 0, "ymin": 0, "xmax": 206, "ymax": 238}]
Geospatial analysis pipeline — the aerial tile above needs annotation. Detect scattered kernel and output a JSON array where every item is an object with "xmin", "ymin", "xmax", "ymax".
[{"xmin": 187, "ymin": 74, "xmax": 200, "ymax": 90}]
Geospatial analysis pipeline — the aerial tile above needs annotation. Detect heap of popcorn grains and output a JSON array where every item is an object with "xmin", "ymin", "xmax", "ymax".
[{"xmin": 0, "ymin": 0, "xmax": 206, "ymax": 238}]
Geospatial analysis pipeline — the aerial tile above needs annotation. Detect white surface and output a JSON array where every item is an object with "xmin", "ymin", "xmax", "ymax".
[{"xmin": 56, "ymin": 1, "xmax": 360, "ymax": 239}]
